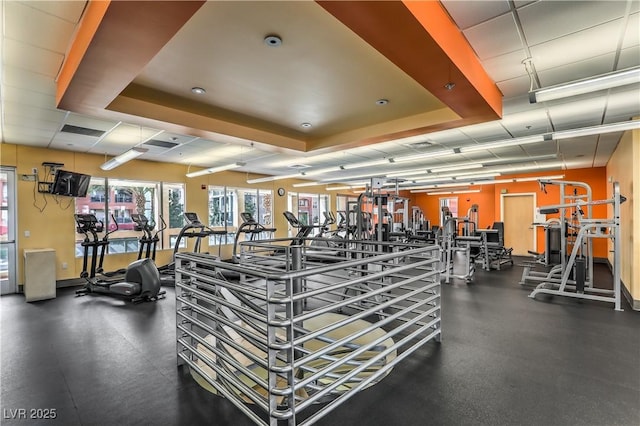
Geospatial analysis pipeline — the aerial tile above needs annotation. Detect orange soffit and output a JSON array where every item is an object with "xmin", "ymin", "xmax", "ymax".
[
  {"xmin": 401, "ymin": 1, "xmax": 502, "ymax": 118},
  {"xmin": 56, "ymin": 0, "xmax": 111, "ymax": 106},
  {"xmin": 316, "ymin": 1, "xmax": 502, "ymax": 120}
]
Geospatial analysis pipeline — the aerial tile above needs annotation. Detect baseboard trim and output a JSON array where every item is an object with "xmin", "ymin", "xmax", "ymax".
[
  {"xmin": 56, "ymin": 278, "xmax": 84, "ymax": 288},
  {"xmin": 606, "ymin": 259, "xmax": 639, "ymax": 311}
]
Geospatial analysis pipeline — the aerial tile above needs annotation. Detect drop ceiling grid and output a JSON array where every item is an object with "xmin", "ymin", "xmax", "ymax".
[
  {"xmin": 2, "ymin": 86, "xmax": 56, "ymax": 112},
  {"xmin": 461, "ymin": 13, "xmax": 522, "ymax": 61},
  {"xmin": 517, "ymin": 0, "xmax": 634, "ymax": 46},
  {"xmin": 49, "ymin": 133, "xmax": 100, "ymax": 151},
  {"xmin": 3, "ymin": 38, "xmax": 63, "ymax": 80},
  {"xmin": 500, "ymin": 107, "xmax": 551, "ymax": 135},
  {"xmin": 441, "ymin": 0, "xmax": 511, "ymax": 30},
  {"xmin": 528, "ymin": 20, "xmax": 627, "ymax": 76},
  {"xmin": 536, "ymin": 53, "xmax": 620, "ymax": 90},
  {"xmin": 546, "ymin": 96, "xmax": 608, "ymax": 129},
  {"xmin": 23, "ymin": 0, "xmax": 88, "ymax": 23},
  {"xmin": 4, "ymin": 1, "xmax": 77, "ymax": 54}
]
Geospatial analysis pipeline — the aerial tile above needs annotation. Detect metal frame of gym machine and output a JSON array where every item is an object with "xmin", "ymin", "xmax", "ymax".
[
  {"xmin": 520, "ymin": 180, "xmax": 594, "ymax": 288},
  {"xmin": 526, "ymin": 180, "xmax": 624, "ymax": 311},
  {"xmin": 175, "ymin": 237, "xmax": 441, "ymax": 425}
]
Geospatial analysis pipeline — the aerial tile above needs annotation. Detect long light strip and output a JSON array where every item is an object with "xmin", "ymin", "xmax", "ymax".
[
  {"xmin": 326, "ymin": 184, "xmax": 367, "ymax": 191},
  {"xmin": 393, "ymin": 149, "xmax": 453, "ymax": 163},
  {"xmin": 553, "ymin": 120, "xmax": 640, "ymax": 140},
  {"xmin": 411, "ymin": 172, "xmax": 501, "ymax": 184},
  {"xmin": 427, "ymin": 189, "xmax": 481, "ymax": 195},
  {"xmin": 292, "ymin": 181, "xmax": 323, "ymax": 188},
  {"xmin": 530, "ymin": 67, "xmax": 640, "ymax": 103},
  {"xmin": 386, "ymin": 163, "xmax": 483, "ymax": 178},
  {"xmin": 100, "ymin": 147, "xmax": 148, "ymax": 171},
  {"xmin": 186, "ymin": 162, "xmax": 246, "ymax": 178},
  {"xmin": 459, "ymin": 134, "xmax": 548, "ymax": 153},
  {"xmin": 247, "ymin": 173, "xmax": 302, "ymax": 184},
  {"xmin": 409, "ymin": 174, "xmax": 565, "ymax": 193}
]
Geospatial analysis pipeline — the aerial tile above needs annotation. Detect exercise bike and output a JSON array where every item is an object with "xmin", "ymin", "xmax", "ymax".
[{"xmin": 74, "ymin": 213, "xmax": 165, "ymax": 303}]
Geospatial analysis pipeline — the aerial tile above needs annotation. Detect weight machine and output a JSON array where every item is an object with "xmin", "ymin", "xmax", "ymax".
[
  {"xmin": 525, "ymin": 181, "xmax": 625, "ymax": 311},
  {"xmin": 520, "ymin": 180, "xmax": 594, "ymax": 288}
]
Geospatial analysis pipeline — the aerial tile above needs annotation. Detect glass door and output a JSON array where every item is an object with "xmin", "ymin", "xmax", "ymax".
[{"xmin": 0, "ymin": 167, "xmax": 17, "ymax": 294}]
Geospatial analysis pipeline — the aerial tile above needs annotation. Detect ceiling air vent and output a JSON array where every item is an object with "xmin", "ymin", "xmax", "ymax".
[
  {"xmin": 60, "ymin": 124, "xmax": 105, "ymax": 137},
  {"xmin": 143, "ymin": 139, "xmax": 180, "ymax": 149},
  {"xmin": 408, "ymin": 141, "xmax": 432, "ymax": 149}
]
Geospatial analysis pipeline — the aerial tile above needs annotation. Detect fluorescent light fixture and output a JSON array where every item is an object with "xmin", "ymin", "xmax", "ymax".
[
  {"xmin": 394, "ymin": 149, "xmax": 453, "ymax": 163},
  {"xmin": 411, "ymin": 172, "xmax": 500, "ymax": 184},
  {"xmin": 247, "ymin": 173, "xmax": 302, "ymax": 184},
  {"xmin": 341, "ymin": 159, "xmax": 392, "ymax": 169},
  {"xmin": 408, "ymin": 174, "xmax": 565, "ymax": 192},
  {"xmin": 100, "ymin": 147, "xmax": 147, "ymax": 170},
  {"xmin": 553, "ymin": 120, "xmax": 640, "ymax": 140},
  {"xmin": 459, "ymin": 134, "xmax": 547, "ymax": 153},
  {"xmin": 326, "ymin": 184, "xmax": 367, "ymax": 191},
  {"xmin": 410, "ymin": 183, "xmax": 475, "ymax": 192},
  {"xmin": 529, "ymin": 67, "xmax": 640, "ymax": 103},
  {"xmin": 292, "ymin": 181, "xmax": 322, "ymax": 188},
  {"xmin": 427, "ymin": 189, "xmax": 481, "ymax": 196},
  {"xmin": 186, "ymin": 162, "xmax": 246, "ymax": 178}
]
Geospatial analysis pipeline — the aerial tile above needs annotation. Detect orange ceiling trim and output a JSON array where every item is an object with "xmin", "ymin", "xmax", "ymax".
[
  {"xmin": 316, "ymin": 1, "xmax": 502, "ymax": 121},
  {"xmin": 56, "ymin": 0, "xmax": 206, "ymax": 113},
  {"xmin": 55, "ymin": 0, "xmax": 110, "ymax": 107},
  {"xmin": 401, "ymin": 1, "xmax": 502, "ymax": 118}
]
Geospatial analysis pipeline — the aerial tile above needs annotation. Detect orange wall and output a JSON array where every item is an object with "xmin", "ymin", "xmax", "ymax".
[{"xmin": 414, "ymin": 167, "xmax": 609, "ymax": 257}]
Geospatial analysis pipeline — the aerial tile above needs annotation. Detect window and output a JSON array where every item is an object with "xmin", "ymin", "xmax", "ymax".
[
  {"xmin": 208, "ymin": 186, "xmax": 273, "ymax": 245},
  {"xmin": 75, "ymin": 178, "xmax": 181, "ymax": 257},
  {"xmin": 286, "ymin": 192, "xmax": 329, "ymax": 237}
]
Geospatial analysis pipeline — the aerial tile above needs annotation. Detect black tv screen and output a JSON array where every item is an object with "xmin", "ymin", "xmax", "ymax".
[{"xmin": 50, "ymin": 170, "xmax": 91, "ymax": 197}]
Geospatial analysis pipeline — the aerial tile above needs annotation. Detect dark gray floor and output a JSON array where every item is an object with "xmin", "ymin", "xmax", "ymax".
[{"xmin": 1, "ymin": 259, "xmax": 639, "ymax": 425}]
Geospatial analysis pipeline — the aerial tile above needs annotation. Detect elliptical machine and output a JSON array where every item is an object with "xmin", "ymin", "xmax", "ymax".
[{"xmin": 74, "ymin": 213, "xmax": 165, "ymax": 303}]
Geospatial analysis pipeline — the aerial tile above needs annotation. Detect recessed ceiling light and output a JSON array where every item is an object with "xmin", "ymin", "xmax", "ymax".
[
  {"xmin": 191, "ymin": 87, "xmax": 206, "ymax": 95},
  {"xmin": 264, "ymin": 35, "xmax": 282, "ymax": 47},
  {"xmin": 376, "ymin": 99, "xmax": 389, "ymax": 105},
  {"xmin": 301, "ymin": 122, "xmax": 312, "ymax": 128}
]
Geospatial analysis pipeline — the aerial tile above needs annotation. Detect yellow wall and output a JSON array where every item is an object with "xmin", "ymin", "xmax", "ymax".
[
  {"xmin": 0, "ymin": 143, "xmax": 323, "ymax": 285},
  {"xmin": 606, "ymin": 128, "xmax": 639, "ymax": 309}
]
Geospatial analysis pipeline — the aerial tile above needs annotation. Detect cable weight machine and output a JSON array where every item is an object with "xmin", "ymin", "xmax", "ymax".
[{"xmin": 526, "ymin": 181, "xmax": 625, "ymax": 310}]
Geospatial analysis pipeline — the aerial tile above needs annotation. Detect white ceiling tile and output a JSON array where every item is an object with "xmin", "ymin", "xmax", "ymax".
[
  {"xmin": 603, "ymin": 87, "xmax": 640, "ymax": 121},
  {"xmin": 3, "ymin": 86, "xmax": 56, "ymax": 109},
  {"xmin": 519, "ymin": 1, "xmax": 630, "ymax": 46},
  {"xmin": 547, "ymin": 96, "xmax": 607, "ymax": 129},
  {"xmin": 22, "ymin": 1, "xmax": 87, "ymax": 23},
  {"xmin": 622, "ymin": 12, "xmax": 640, "ymax": 48},
  {"xmin": 3, "ymin": 38, "xmax": 64, "ymax": 79},
  {"xmin": 496, "ymin": 74, "xmax": 533, "ymax": 100},
  {"xmin": 3, "ymin": 65, "xmax": 57, "ymax": 95},
  {"xmin": 3, "ymin": 102, "xmax": 66, "ymax": 125},
  {"xmin": 462, "ymin": 13, "xmax": 521, "ymax": 60},
  {"xmin": 535, "ymin": 53, "xmax": 617, "ymax": 88},
  {"xmin": 481, "ymin": 49, "xmax": 531, "ymax": 83},
  {"xmin": 49, "ymin": 132, "xmax": 101, "ymax": 150},
  {"xmin": 100, "ymin": 123, "xmax": 162, "ymax": 145},
  {"xmin": 618, "ymin": 46, "xmax": 640, "ymax": 69},
  {"xmin": 441, "ymin": 0, "xmax": 510, "ymax": 30},
  {"xmin": 5, "ymin": 1, "xmax": 77, "ymax": 54},
  {"xmin": 502, "ymin": 108, "xmax": 551, "ymax": 136},
  {"xmin": 4, "ymin": 125, "xmax": 55, "ymax": 144},
  {"xmin": 458, "ymin": 121, "xmax": 508, "ymax": 140},
  {"xmin": 529, "ymin": 20, "xmax": 624, "ymax": 72}
]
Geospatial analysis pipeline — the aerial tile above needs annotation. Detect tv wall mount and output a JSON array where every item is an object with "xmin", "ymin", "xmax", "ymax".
[{"xmin": 37, "ymin": 162, "xmax": 64, "ymax": 193}]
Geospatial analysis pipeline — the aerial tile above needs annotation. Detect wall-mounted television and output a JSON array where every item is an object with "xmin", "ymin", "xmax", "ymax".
[{"xmin": 50, "ymin": 170, "xmax": 91, "ymax": 197}]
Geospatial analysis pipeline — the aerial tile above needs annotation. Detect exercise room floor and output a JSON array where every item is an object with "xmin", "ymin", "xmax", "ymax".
[{"xmin": 1, "ymin": 259, "xmax": 639, "ymax": 425}]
